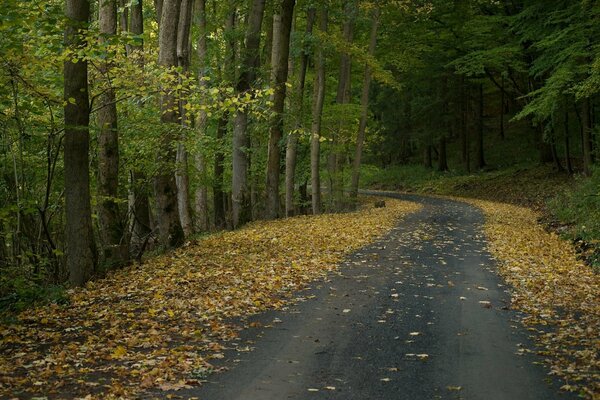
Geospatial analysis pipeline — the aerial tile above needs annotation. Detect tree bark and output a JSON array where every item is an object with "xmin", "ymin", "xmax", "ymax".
[
  {"xmin": 564, "ymin": 106, "xmax": 573, "ymax": 174},
  {"xmin": 193, "ymin": 0, "xmax": 209, "ymax": 232},
  {"xmin": 232, "ymin": 0, "xmax": 266, "ymax": 228},
  {"xmin": 285, "ymin": 8, "xmax": 315, "ymax": 217},
  {"xmin": 154, "ymin": 0, "xmax": 164, "ymax": 24},
  {"xmin": 499, "ymin": 75, "xmax": 505, "ymax": 139},
  {"xmin": 154, "ymin": 0, "xmax": 185, "ymax": 248},
  {"xmin": 310, "ymin": 7, "xmax": 327, "ymax": 215},
  {"xmin": 438, "ymin": 136, "xmax": 448, "ymax": 171},
  {"xmin": 582, "ymin": 97, "xmax": 593, "ymax": 176},
  {"xmin": 475, "ymin": 83, "xmax": 486, "ymax": 169},
  {"xmin": 461, "ymin": 81, "xmax": 471, "ymax": 173},
  {"xmin": 213, "ymin": 6, "xmax": 236, "ymax": 229},
  {"xmin": 175, "ymin": 0, "xmax": 194, "ymax": 237},
  {"xmin": 214, "ymin": 114, "xmax": 228, "ymax": 229},
  {"xmin": 97, "ymin": 0, "xmax": 126, "ymax": 268},
  {"xmin": 265, "ymin": 0, "xmax": 295, "ymax": 220},
  {"xmin": 127, "ymin": 0, "xmax": 152, "ymax": 249},
  {"xmin": 424, "ymin": 145, "xmax": 432, "ymax": 168},
  {"xmin": 64, "ymin": 0, "xmax": 96, "ymax": 285},
  {"xmin": 350, "ymin": 8, "xmax": 379, "ymax": 201}
]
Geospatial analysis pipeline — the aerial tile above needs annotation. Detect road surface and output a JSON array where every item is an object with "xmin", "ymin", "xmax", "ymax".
[{"xmin": 184, "ymin": 194, "xmax": 572, "ymax": 400}]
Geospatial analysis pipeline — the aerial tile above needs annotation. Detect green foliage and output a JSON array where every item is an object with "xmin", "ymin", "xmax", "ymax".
[
  {"xmin": 0, "ymin": 276, "xmax": 67, "ymax": 320},
  {"xmin": 549, "ymin": 168, "xmax": 600, "ymax": 244}
]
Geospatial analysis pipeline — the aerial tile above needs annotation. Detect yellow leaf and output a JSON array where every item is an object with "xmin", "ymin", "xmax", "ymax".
[{"xmin": 111, "ymin": 346, "xmax": 127, "ymax": 359}]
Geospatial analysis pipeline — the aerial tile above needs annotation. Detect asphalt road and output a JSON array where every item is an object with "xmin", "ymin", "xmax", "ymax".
[{"xmin": 186, "ymin": 194, "xmax": 573, "ymax": 400}]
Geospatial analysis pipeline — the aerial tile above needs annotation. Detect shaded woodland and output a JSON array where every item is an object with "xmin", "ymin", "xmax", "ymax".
[{"xmin": 0, "ymin": 0, "xmax": 598, "ymax": 295}]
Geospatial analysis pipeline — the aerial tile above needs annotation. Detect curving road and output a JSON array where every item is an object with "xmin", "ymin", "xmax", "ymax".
[{"xmin": 181, "ymin": 194, "xmax": 573, "ymax": 400}]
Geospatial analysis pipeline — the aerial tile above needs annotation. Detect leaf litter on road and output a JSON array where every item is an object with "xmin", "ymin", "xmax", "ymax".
[
  {"xmin": 469, "ymin": 199, "xmax": 599, "ymax": 398},
  {"xmin": 0, "ymin": 198, "xmax": 420, "ymax": 399}
]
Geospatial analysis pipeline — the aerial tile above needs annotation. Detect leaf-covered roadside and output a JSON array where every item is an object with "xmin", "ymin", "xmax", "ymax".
[
  {"xmin": 469, "ymin": 200, "xmax": 599, "ymax": 398},
  {"xmin": 0, "ymin": 198, "xmax": 420, "ymax": 399}
]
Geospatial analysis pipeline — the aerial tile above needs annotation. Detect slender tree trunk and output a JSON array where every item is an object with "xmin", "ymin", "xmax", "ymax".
[
  {"xmin": 475, "ymin": 83, "xmax": 486, "ymax": 169},
  {"xmin": 97, "ymin": 0, "xmax": 125, "ymax": 267},
  {"xmin": 499, "ymin": 75, "xmax": 505, "ymax": 139},
  {"xmin": 174, "ymin": 0, "xmax": 193, "ymax": 237},
  {"xmin": 550, "ymin": 131, "xmax": 563, "ymax": 172},
  {"xmin": 424, "ymin": 145, "xmax": 432, "ymax": 168},
  {"xmin": 565, "ymin": 107, "xmax": 573, "ymax": 174},
  {"xmin": 232, "ymin": 0, "xmax": 266, "ymax": 228},
  {"xmin": 127, "ymin": 0, "xmax": 152, "ymax": 249},
  {"xmin": 582, "ymin": 98, "xmax": 593, "ymax": 176},
  {"xmin": 350, "ymin": 8, "xmax": 379, "ymax": 201},
  {"xmin": 154, "ymin": 0, "xmax": 185, "ymax": 248},
  {"xmin": 265, "ymin": 0, "xmax": 295, "ymax": 219},
  {"xmin": 285, "ymin": 8, "xmax": 315, "ymax": 217},
  {"xmin": 154, "ymin": 0, "xmax": 164, "ymax": 24},
  {"xmin": 193, "ymin": 0, "xmax": 209, "ymax": 232},
  {"xmin": 214, "ymin": 114, "xmax": 227, "ymax": 229},
  {"xmin": 438, "ymin": 136, "xmax": 448, "ymax": 171},
  {"xmin": 310, "ymin": 7, "xmax": 328, "ymax": 215},
  {"xmin": 461, "ymin": 81, "xmax": 471, "ymax": 173},
  {"xmin": 213, "ymin": 6, "xmax": 235, "ymax": 229},
  {"xmin": 64, "ymin": 0, "xmax": 96, "ymax": 285}
]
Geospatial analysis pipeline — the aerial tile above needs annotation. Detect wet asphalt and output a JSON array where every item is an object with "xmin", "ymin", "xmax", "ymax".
[{"xmin": 184, "ymin": 194, "xmax": 574, "ymax": 400}]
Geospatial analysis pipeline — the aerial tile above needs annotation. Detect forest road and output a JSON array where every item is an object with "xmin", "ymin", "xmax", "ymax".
[{"xmin": 183, "ymin": 194, "xmax": 574, "ymax": 400}]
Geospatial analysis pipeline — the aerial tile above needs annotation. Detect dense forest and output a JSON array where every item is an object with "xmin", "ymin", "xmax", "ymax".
[{"xmin": 1, "ymin": 0, "xmax": 599, "ymax": 295}]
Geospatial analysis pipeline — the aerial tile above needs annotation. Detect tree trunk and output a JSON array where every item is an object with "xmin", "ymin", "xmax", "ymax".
[
  {"xmin": 127, "ymin": 0, "xmax": 151, "ymax": 250},
  {"xmin": 475, "ymin": 83, "xmax": 486, "ymax": 169},
  {"xmin": 154, "ymin": 0, "xmax": 185, "ymax": 248},
  {"xmin": 582, "ymin": 98, "xmax": 593, "ymax": 176},
  {"xmin": 565, "ymin": 107, "xmax": 573, "ymax": 174},
  {"xmin": 265, "ymin": 0, "xmax": 295, "ymax": 220},
  {"xmin": 64, "ymin": 0, "xmax": 96, "ymax": 286},
  {"xmin": 214, "ymin": 114, "xmax": 227, "ymax": 229},
  {"xmin": 213, "ymin": 6, "xmax": 235, "ymax": 229},
  {"xmin": 499, "ymin": 75, "xmax": 505, "ymax": 139},
  {"xmin": 174, "ymin": 0, "xmax": 193, "ymax": 238},
  {"xmin": 461, "ymin": 81, "xmax": 471, "ymax": 173},
  {"xmin": 232, "ymin": 0, "xmax": 266, "ymax": 228},
  {"xmin": 97, "ymin": 0, "xmax": 125, "ymax": 268},
  {"xmin": 438, "ymin": 136, "xmax": 448, "ymax": 171},
  {"xmin": 310, "ymin": 7, "xmax": 327, "ymax": 215},
  {"xmin": 424, "ymin": 145, "xmax": 432, "ymax": 168},
  {"xmin": 154, "ymin": 0, "xmax": 164, "ymax": 24},
  {"xmin": 130, "ymin": 0, "xmax": 143, "ymax": 41},
  {"xmin": 350, "ymin": 8, "xmax": 379, "ymax": 201},
  {"xmin": 193, "ymin": 0, "xmax": 209, "ymax": 232},
  {"xmin": 285, "ymin": 8, "xmax": 315, "ymax": 217}
]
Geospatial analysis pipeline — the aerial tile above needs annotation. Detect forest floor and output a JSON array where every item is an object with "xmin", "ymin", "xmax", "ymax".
[
  {"xmin": 0, "ymin": 188, "xmax": 598, "ymax": 399},
  {"xmin": 0, "ymin": 198, "xmax": 420, "ymax": 399}
]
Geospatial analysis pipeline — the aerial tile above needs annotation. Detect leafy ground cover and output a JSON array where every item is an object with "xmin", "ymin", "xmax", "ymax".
[
  {"xmin": 468, "ymin": 199, "xmax": 600, "ymax": 398},
  {"xmin": 0, "ymin": 198, "xmax": 420, "ymax": 399}
]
